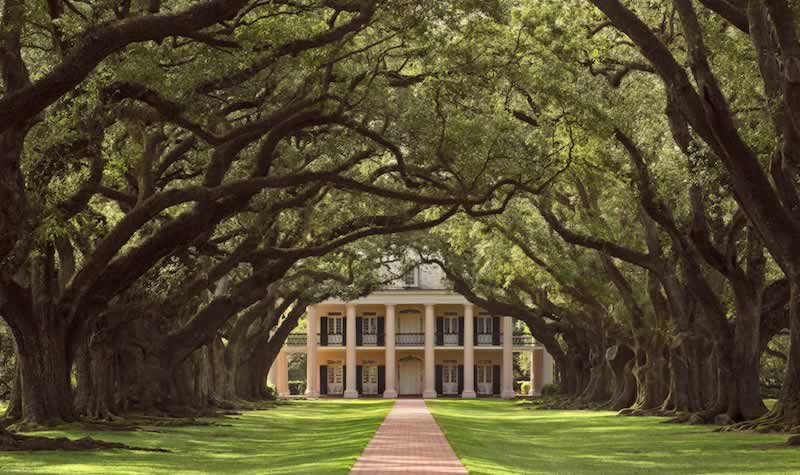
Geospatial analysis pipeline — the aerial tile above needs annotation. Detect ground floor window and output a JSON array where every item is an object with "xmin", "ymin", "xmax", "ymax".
[
  {"xmin": 443, "ymin": 364, "xmax": 458, "ymax": 394},
  {"xmin": 477, "ymin": 365, "xmax": 493, "ymax": 395},
  {"xmin": 362, "ymin": 365, "xmax": 378, "ymax": 395},
  {"xmin": 328, "ymin": 366, "xmax": 343, "ymax": 395}
]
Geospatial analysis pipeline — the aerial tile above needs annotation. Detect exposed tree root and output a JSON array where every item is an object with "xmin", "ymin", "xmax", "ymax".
[
  {"xmin": 718, "ymin": 404, "xmax": 792, "ymax": 433},
  {"xmin": 0, "ymin": 429, "xmax": 169, "ymax": 452}
]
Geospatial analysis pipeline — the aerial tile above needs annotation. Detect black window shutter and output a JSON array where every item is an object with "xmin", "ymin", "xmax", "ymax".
[
  {"xmin": 436, "ymin": 317, "xmax": 444, "ymax": 346},
  {"xmin": 474, "ymin": 366, "xmax": 479, "ymax": 394},
  {"xmin": 320, "ymin": 317, "xmax": 328, "ymax": 346},
  {"xmin": 493, "ymin": 365, "xmax": 501, "ymax": 395},
  {"xmin": 343, "ymin": 366, "xmax": 347, "ymax": 390},
  {"xmin": 378, "ymin": 365, "xmax": 386, "ymax": 395},
  {"xmin": 356, "ymin": 365, "xmax": 363, "ymax": 394},
  {"xmin": 492, "ymin": 317, "xmax": 500, "ymax": 345},
  {"xmin": 356, "ymin": 317, "xmax": 363, "ymax": 346},
  {"xmin": 320, "ymin": 366, "xmax": 328, "ymax": 395},
  {"xmin": 458, "ymin": 317, "xmax": 464, "ymax": 345},
  {"xmin": 474, "ymin": 319, "xmax": 478, "ymax": 345},
  {"xmin": 342, "ymin": 320, "xmax": 347, "ymax": 346},
  {"xmin": 377, "ymin": 317, "xmax": 385, "ymax": 346},
  {"xmin": 435, "ymin": 364, "xmax": 443, "ymax": 395},
  {"xmin": 458, "ymin": 365, "xmax": 464, "ymax": 395}
]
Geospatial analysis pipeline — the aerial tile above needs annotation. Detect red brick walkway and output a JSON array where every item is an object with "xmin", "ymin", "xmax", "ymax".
[{"xmin": 350, "ymin": 399, "xmax": 467, "ymax": 475}]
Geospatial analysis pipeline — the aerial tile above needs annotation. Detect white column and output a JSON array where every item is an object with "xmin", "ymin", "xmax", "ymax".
[
  {"xmin": 277, "ymin": 350, "xmax": 290, "ymax": 398},
  {"xmin": 462, "ymin": 304, "xmax": 476, "ymax": 398},
  {"xmin": 384, "ymin": 304, "xmax": 398, "ymax": 398},
  {"xmin": 304, "ymin": 305, "xmax": 319, "ymax": 398},
  {"xmin": 344, "ymin": 303, "xmax": 359, "ymax": 398},
  {"xmin": 268, "ymin": 360, "xmax": 277, "ymax": 389},
  {"xmin": 532, "ymin": 348, "xmax": 544, "ymax": 395},
  {"xmin": 423, "ymin": 303, "xmax": 437, "ymax": 398},
  {"xmin": 501, "ymin": 316, "xmax": 515, "ymax": 399},
  {"xmin": 542, "ymin": 349, "xmax": 555, "ymax": 385},
  {"xmin": 529, "ymin": 351, "xmax": 536, "ymax": 396}
]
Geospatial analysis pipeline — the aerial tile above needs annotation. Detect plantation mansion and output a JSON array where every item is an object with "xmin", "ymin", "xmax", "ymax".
[{"xmin": 269, "ymin": 264, "xmax": 554, "ymax": 398}]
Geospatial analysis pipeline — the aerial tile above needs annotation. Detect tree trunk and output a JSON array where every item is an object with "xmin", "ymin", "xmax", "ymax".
[
  {"xmin": 731, "ymin": 297, "xmax": 768, "ymax": 419},
  {"xmin": 777, "ymin": 278, "xmax": 800, "ymax": 426},
  {"xmin": 607, "ymin": 344, "xmax": 636, "ymax": 410},
  {"xmin": 14, "ymin": 319, "xmax": 74, "ymax": 425}
]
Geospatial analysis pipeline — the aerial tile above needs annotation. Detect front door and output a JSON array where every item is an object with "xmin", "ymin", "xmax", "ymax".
[
  {"xmin": 443, "ymin": 365, "xmax": 458, "ymax": 395},
  {"xmin": 477, "ymin": 365, "xmax": 493, "ymax": 395},
  {"xmin": 328, "ymin": 366, "xmax": 343, "ymax": 395},
  {"xmin": 399, "ymin": 359, "xmax": 421, "ymax": 395},
  {"xmin": 362, "ymin": 365, "xmax": 378, "ymax": 395}
]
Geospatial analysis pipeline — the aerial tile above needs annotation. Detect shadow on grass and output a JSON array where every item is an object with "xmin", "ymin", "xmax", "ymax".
[
  {"xmin": 427, "ymin": 399, "xmax": 800, "ymax": 475},
  {"xmin": 0, "ymin": 400, "xmax": 393, "ymax": 475}
]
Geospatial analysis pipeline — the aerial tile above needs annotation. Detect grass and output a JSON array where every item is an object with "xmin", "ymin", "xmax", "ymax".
[
  {"xmin": 427, "ymin": 399, "xmax": 800, "ymax": 475},
  {"xmin": 0, "ymin": 399, "xmax": 392, "ymax": 475}
]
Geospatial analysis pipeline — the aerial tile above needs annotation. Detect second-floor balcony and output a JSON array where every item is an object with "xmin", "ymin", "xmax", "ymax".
[
  {"xmin": 362, "ymin": 333, "xmax": 378, "ymax": 345},
  {"xmin": 284, "ymin": 331, "xmax": 536, "ymax": 348},
  {"xmin": 477, "ymin": 333, "xmax": 493, "ymax": 345},
  {"xmin": 397, "ymin": 333, "xmax": 424, "ymax": 346},
  {"xmin": 513, "ymin": 334, "xmax": 534, "ymax": 346},
  {"xmin": 327, "ymin": 334, "xmax": 343, "ymax": 345}
]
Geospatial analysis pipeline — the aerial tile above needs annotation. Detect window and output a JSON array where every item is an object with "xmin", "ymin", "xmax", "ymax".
[
  {"xmin": 329, "ymin": 366, "xmax": 343, "ymax": 384},
  {"xmin": 363, "ymin": 366, "xmax": 377, "ymax": 384},
  {"xmin": 329, "ymin": 316, "xmax": 343, "ymax": 334},
  {"xmin": 443, "ymin": 317, "xmax": 459, "ymax": 334},
  {"xmin": 477, "ymin": 366, "xmax": 493, "ymax": 384},
  {"xmin": 477, "ymin": 316, "xmax": 493, "ymax": 334},
  {"xmin": 443, "ymin": 365, "xmax": 458, "ymax": 383},
  {"xmin": 362, "ymin": 316, "xmax": 377, "ymax": 335},
  {"xmin": 402, "ymin": 268, "xmax": 418, "ymax": 287}
]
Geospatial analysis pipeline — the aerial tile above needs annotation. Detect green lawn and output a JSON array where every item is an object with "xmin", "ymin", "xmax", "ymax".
[
  {"xmin": 427, "ymin": 400, "xmax": 800, "ymax": 475},
  {"xmin": 0, "ymin": 400, "xmax": 392, "ymax": 475}
]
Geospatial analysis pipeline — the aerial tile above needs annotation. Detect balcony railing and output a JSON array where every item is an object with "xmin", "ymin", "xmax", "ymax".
[
  {"xmin": 397, "ymin": 333, "xmax": 424, "ymax": 346},
  {"xmin": 286, "ymin": 333, "xmax": 307, "ymax": 346},
  {"xmin": 362, "ymin": 333, "xmax": 378, "ymax": 345},
  {"xmin": 327, "ymin": 334, "xmax": 343, "ymax": 345},
  {"xmin": 285, "ymin": 332, "xmax": 534, "ymax": 347},
  {"xmin": 513, "ymin": 334, "xmax": 534, "ymax": 346}
]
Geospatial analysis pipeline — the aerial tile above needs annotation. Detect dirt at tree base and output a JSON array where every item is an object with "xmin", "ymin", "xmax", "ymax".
[{"xmin": 0, "ymin": 429, "xmax": 170, "ymax": 452}]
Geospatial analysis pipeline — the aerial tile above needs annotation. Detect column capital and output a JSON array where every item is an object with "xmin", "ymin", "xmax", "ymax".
[
  {"xmin": 306, "ymin": 304, "xmax": 317, "ymax": 314},
  {"xmin": 463, "ymin": 303, "xmax": 474, "ymax": 309},
  {"xmin": 385, "ymin": 303, "xmax": 396, "ymax": 310},
  {"xmin": 424, "ymin": 303, "xmax": 435, "ymax": 310}
]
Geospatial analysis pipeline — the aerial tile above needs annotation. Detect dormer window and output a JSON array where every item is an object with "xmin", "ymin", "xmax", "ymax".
[{"xmin": 402, "ymin": 268, "xmax": 418, "ymax": 287}]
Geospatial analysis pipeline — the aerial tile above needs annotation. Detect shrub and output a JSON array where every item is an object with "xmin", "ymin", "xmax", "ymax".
[
  {"xmin": 288, "ymin": 380, "xmax": 306, "ymax": 395},
  {"xmin": 541, "ymin": 383, "xmax": 560, "ymax": 397},
  {"xmin": 520, "ymin": 382, "xmax": 531, "ymax": 395}
]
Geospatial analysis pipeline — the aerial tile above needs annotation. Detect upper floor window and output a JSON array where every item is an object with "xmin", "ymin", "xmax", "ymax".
[
  {"xmin": 443, "ymin": 316, "xmax": 459, "ymax": 334},
  {"xmin": 402, "ymin": 268, "xmax": 418, "ymax": 287},
  {"xmin": 477, "ymin": 315, "xmax": 493, "ymax": 334},
  {"xmin": 362, "ymin": 316, "xmax": 377, "ymax": 335},
  {"xmin": 329, "ymin": 316, "xmax": 343, "ymax": 334}
]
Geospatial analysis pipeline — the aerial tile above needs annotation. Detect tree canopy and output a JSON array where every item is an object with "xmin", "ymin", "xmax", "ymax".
[{"xmin": 1, "ymin": 0, "xmax": 800, "ymax": 446}]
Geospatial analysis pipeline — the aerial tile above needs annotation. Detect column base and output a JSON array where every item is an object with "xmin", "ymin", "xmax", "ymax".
[
  {"xmin": 501, "ymin": 390, "xmax": 516, "ymax": 400},
  {"xmin": 343, "ymin": 389, "xmax": 360, "ymax": 399},
  {"xmin": 461, "ymin": 390, "xmax": 477, "ymax": 399},
  {"xmin": 383, "ymin": 389, "xmax": 398, "ymax": 399},
  {"xmin": 304, "ymin": 390, "xmax": 319, "ymax": 399},
  {"xmin": 278, "ymin": 391, "xmax": 289, "ymax": 399},
  {"xmin": 423, "ymin": 390, "xmax": 437, "ymax": 399}
]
